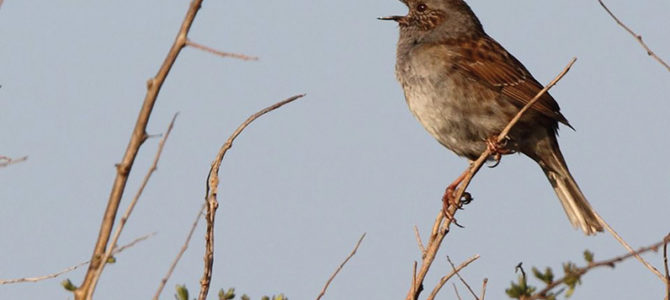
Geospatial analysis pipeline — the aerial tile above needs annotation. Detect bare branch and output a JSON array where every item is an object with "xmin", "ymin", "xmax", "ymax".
[
  {"xmin": 590, "ymin": 211, "xmax": 665, "ymax": 280},
  {"xmin": 186, "ymin": 40, "xmax": 258, "ymax": 61},
  {"xmin": 83, "ymin": 114, "xmax": 178, "ymax": 298},
  {"xmin": 664, "ymin": 233, "xmax": 670, "ymax": 300},
  {"xmin": 414, "ymin": 225, "xmax": 426, "ymax": 257},
  {"xmin": 447, "ymin": 256, "xmax": 480, "ymax": 300},
  {"xmin": 199, "ymin": 94, "xmax": 305, "ymax": 300},
  {"xmin": 480, "ymin": 278, "xmax": 488, "ymax": 300},
  {"xmin": 75, "ymin": 0, "xmax": 205, "ymax": 298},
  {"xmin": 597, "ymin": 0, "xmax": 670, "ymax": 72},
  {"xmin": 0, "ymin": 155, "xmax": 28, "ymax": 168},
  {"xmin": 316, "ymin": 233, "xmax": 366, "ymax": 300},
  {"xmin": 406, "ymin": 58, "xmax": 577, "ymax": 300},
  {"xmin": 452, "ymin": 283, "xmax": 462, "ymax": 300},
  {"xmin": 153, "ymin": 204, "xmax": 206, "ymax": 300},
  {"xmin": 0, "ymin": 233, "xmax": 154, "ymax": 285},
  {"xmin": 528, "ymin": 236, "xmax": 670, "ymax": 300},
  {"xmin": 427, "ymin": 255, "xmax": 480, "ymax": 300}
]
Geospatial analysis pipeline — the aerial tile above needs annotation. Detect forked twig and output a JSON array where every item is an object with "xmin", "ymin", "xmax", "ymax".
[
  {"xmin": 199, "ymin": 94, "xmax": 305, "ymax": 300},
  {"xmin": 316, "ymin": 233, "xmax": 366, "ymax": 300},
  {"xmin": 597, "ymin": 0, "xmax": 670, "ymax": 72}
]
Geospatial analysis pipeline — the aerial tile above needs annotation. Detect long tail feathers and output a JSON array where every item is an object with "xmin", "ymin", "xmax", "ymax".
[{"xmin": 541, "ymin": 150, "xmax": 604, "ymax": 235}]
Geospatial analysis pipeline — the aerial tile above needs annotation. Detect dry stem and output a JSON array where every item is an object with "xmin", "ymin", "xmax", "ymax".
[
  {"xmin": 0, "ymin": 233, "xmax": 154, "ymax": 285},
  {"xmin": 405, "ymin": 58, "xmax": 577, "ymax": 300},
  {"xmin": 74, "ymin": 0, "xmax": 205, "ymax": 298},
  {"xmin": 447, "ymin": 256, "xmax": 480, "ymax": 300},
  {"xmin": 426, "ymin": 255, "xmax": 480, "ymax": 300},
  {"xmin": 527, "ymin": 236, "xmax": 670, "ymax": 300},
  {"xmin": 597, "ymin": 0, "xmax": 670, "ymax": 72},
  {"xmin": 199, "ymin": 94, "xmax": 305, "ymax": 300},
  {"xmin": 153, "ymin": 203, "xmax": 206, "ymax": 300},
  {"xmin": 0, "ymin": 155, "xmax": 28, "ymax": 168},
  {"xmin": 316, "ymin": 233, "xmax": 366, "ymax": 300},
  {"xmin": 83, "ymin": 114, "xmax": 178, "ymax": 299},
  {"xmin": 186, "ymin": 40, "xmax": 258, "ymax": 61}
]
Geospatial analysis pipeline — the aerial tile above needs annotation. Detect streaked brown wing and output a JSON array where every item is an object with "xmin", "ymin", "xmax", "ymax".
[{"xmin": 451, "ymin": 36, "xmax": 571, "ymax": 127}]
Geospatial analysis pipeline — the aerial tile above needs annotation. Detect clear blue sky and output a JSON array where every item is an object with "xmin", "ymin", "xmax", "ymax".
[{"xmin": 1, "ymin": 1, "xmax": 669, "ymax": 299}]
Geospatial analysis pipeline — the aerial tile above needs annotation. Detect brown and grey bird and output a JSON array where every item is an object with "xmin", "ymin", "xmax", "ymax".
[{"xmin": 381, "ymin": 0, "xmax": 604, "ymax": 234}]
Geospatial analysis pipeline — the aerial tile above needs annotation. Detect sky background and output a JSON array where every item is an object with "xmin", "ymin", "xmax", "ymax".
[{"xmin": 1, "ymin": 0, "xmax": 669, "ymax": 299}]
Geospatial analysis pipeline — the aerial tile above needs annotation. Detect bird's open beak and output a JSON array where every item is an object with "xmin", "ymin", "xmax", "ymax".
[{"xmin": 378, "ymin": 15, "xmax": 404, "ymax": 22}]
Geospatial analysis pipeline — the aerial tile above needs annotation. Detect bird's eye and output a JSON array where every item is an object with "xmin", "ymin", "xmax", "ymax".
[{"xmin": 416, "ymin": 3, "xmax": 427, "ymax": 12}]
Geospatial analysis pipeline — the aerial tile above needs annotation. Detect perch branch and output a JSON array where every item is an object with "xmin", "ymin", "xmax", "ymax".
[{"xmin": 405, "ymin": 58, "xmax": 577, "ymax": 300}]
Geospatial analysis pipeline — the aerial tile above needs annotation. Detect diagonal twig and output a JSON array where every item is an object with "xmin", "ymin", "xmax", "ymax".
[
  {"xmin": 199, "ymin": 94, "xmax": 305, "ymax": 300},
  {"xmin": 597, "ymin": 0, "xmax": 670, "ymax": 72},
  {"xmin": 0, "ymin": 233, "xmax": 154, "ymax": 285},
  {"xmin": 153, "ymin": 203, "xmax": 206, "ymax": 300},
  {"xmin": 528, "ymin": 236, "xmax": 670, "ymax": 300},
  {"xmin": 0, "ymin": 155, "xmax": 28, "ymax": 168},
  {"xmin": 447, "ymin": 256, "xmax": 480, "ymax": 300},
  {"xmin": 427, "ymin": 255, "xmax": 480, "ymax": 300},
  {"xmin": 316, "ymin": 233, "xmax": 366, "ymax": 300},
  {"xmin": 186, "ymin": 40, "xmax": 258, "ymax": 61}
]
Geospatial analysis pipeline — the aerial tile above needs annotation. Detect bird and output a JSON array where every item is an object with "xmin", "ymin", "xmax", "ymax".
[{"xmin": 380, "ymin": 0, "xmax": 604, "ymax": 235}]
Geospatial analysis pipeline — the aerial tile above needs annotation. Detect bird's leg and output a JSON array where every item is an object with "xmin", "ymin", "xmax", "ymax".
[
  {"xmin": 442, "ymin": 168, "xmax": 469, "ymax": 221},
  {"xmin": 486, "ymin": 136, "xmax": 514, "ymax": 168}
]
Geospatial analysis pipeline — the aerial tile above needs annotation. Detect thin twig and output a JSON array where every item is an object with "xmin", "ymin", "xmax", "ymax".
[
  {"xmin": 426, "ymin": 255, "xmax": 480, "ymax": 300},
  {"xmin": 153, "ymin": 203, "xmax": 206, "ymax": 300},
  {"xmin": 0, "ymin": 233, "xmax": 154, "ymax": 285},
  {"xmin": 528, "ymin": 236, "xmax": 670, "ymax": 300},
  {"xmin": 597, "ymin": 0, "xmax": 670, "ymax": 72},
  {"xmin": 316, "ymin": 233, "xmax": 366, "ymax": 300},
  {"xmin": 405, "ymin": 58, "xmax": 577, "ymax": 300},
  {"xmin": 199, "ymin": 94, "xmax": 305, "ymax": 300},
  {"xmin": 186, "ymin": 40, "xmax": 258, "ymax": 61},
  {"xmin": 414, "ymin": 225, "xmax": 426, "ymax": 257},
  {"xmin": 664, "ymin": 233, "xmax": 670, "ymax": 300},
  {"xmin": 447, "ymin": 256, "xmax": 480, "ymax": 300},
  {"xmin": 84, "ymin": 114, "xmax": 178, "ymax": 299},
  {"xmin": 0, "ymin": 155, "xmax": 28, "ymax": 168},
  {"xmin": 74, "ymin": 0, "xmax": 205, "ymax": 298},
  {"xmin": 412, "ymin": 261, "xmax": 418, "ymax": 299},
  {"xmin": 452, "ymin": 283, "xmax": 463, "ymax": 300},
  {"xmin": 591, "ymin": 211, "xmax": 665, "ymax": 280},
  {"xmin": 480, "ymin": 278, "xmax": 488, "ymax": 300}
]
